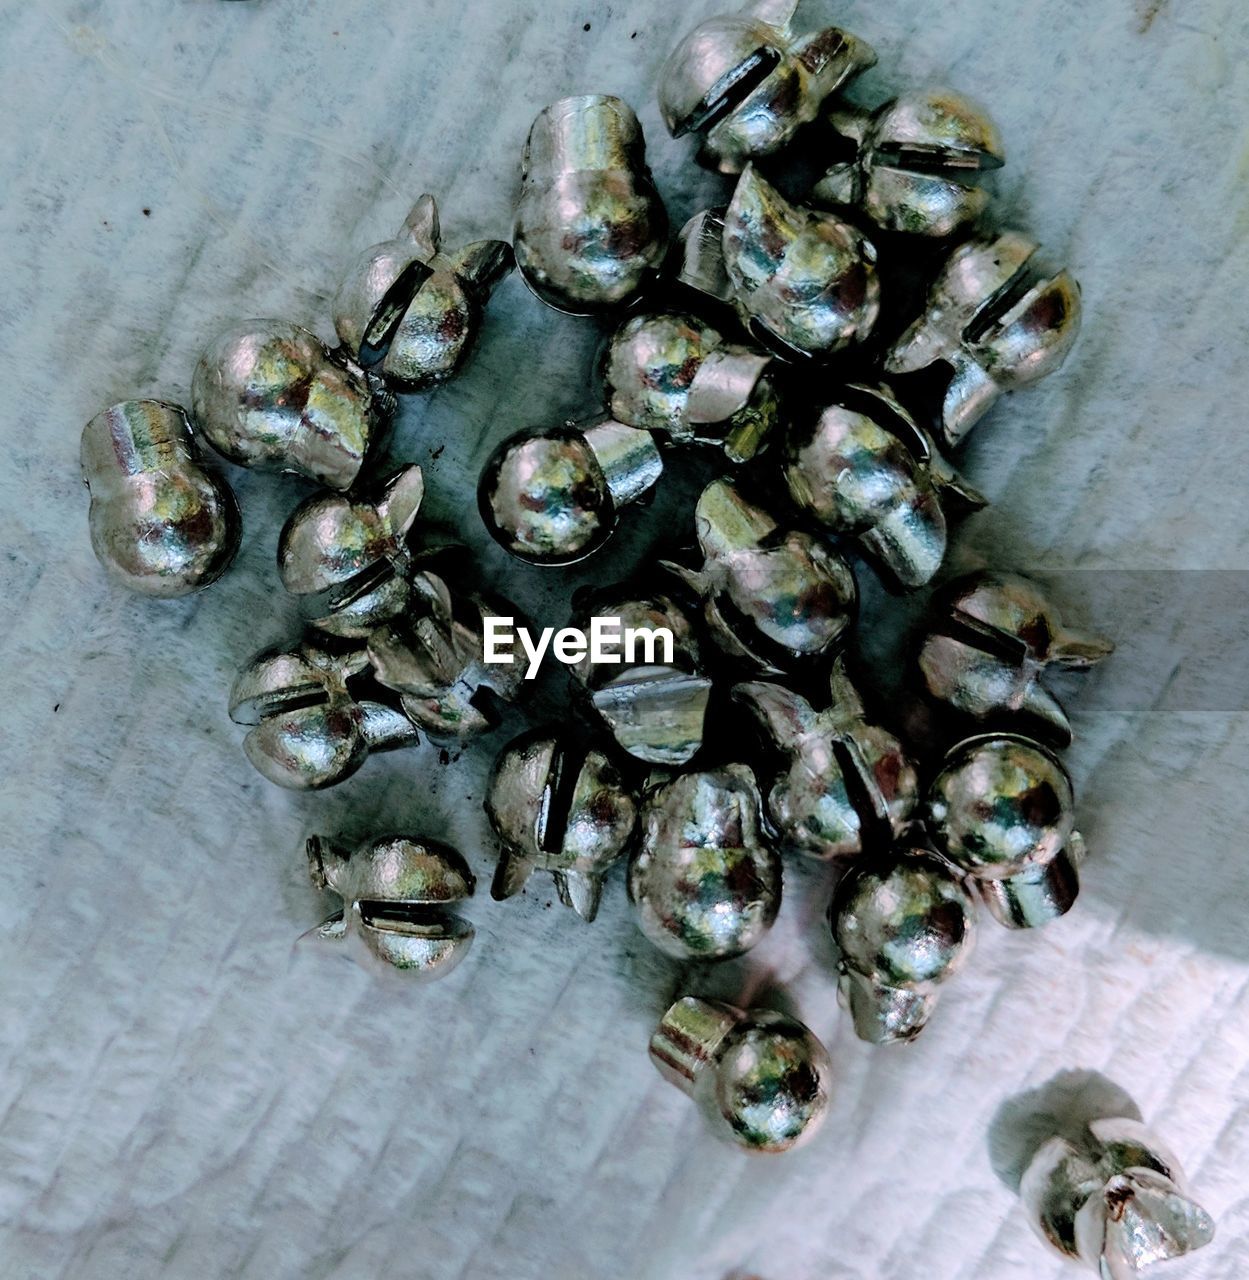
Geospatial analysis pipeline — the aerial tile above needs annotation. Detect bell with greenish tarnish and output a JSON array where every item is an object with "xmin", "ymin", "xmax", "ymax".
[
  {"xmin": 917, "ymin": 572, "xmax": 1114, "ymax": 745},
  {"xmin": 304, "ymin": 834, "xmax": 475, "ymax": 981},
  {"xmin": 569, "ymin": 589, "xmax": 712, "ymax": 767},
  {"xmin": 829, "ymin": 846, "xmax": 976, "ymax": 1044},
  {"xmin": 603, "ymin": 312, "xmax": 779, "ymax": 462},
  {"xmin": 886, "ymin": 231, "xmax": 1082, "ymax": 447},
  {"xmin": 813, "ymin": 88, "xmax": 1004, "ymax": 237},
  {"xmin": 783, "ymin": 383, "xmax": 985, "ymax": 590},
  {"xmin": 678, "ymin": 167, "xmax": 880, "ymax": 359},
  {"xmin": 628, "ymin": 765, "xmax": 781, "ymax": 961},
  {"xmin": 734, "ymin": 659, "xmax": 919, "ymax": 860},
  {"xmin": 485, "ymin": 731, "xmax": 638, "ymax": 922},
  {"xmin": 663, "ymin": 477, "xmax": 856, "ymax": 673},
  {"xmin": 192, "ymin": 319, "xmax": 391, "ymax": 490},
  {"xmin": 1021, "ymin": 1117, "xmax": 1215, "ymax": 1276},
  {"xmin": 479, "ymin": 418, "xmax": 663, "ymax": 566},
  {"xmin": 650, "ymin": 996, "xmax": 831, "ymax": 1152},
  {"xmin": 81, "ymin": 399, "xmax": 240, "ymax": 598},
  {"xmin": 333, "ymin": 194, "xmax": 512, "ymax": 391},
  {"xmin": 513, "ymin": 95, "xmax": 668, "ymax": 314},
  {"xmin": 229, "ymin": 642, "xmax": 417, "ymax": 790},
  {"xmin": 658, "ymin": 0, "xmax": 875, "ymax": 173}
]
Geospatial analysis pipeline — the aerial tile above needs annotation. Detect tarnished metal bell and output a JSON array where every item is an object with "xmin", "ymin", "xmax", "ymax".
[
  {"xmin": 366, "ymin": 572, "xmax": 525, "ymax": 744},
  {"xmin": 783, "ymin": 384, "xmax": 985, "ymax": 590},
  {"xmin": 628, "ymin": 765, "xmax": 781, "ymax": 961},
  {"xmin": 1022, "ymin": 1117, "xmax": 1215, "ymax": 1276},
  {"xmin": 192, "ymin": 320, "xmax": 391, "ymax": 490},
  {"xmin": 813, "ymin": 88, "xmax": 1004, "ymax": 237},
  {"xmin": 485, "ymin": 730, "xmax": 638, "ymax": 921},
  {"xmin": 650, "ymin": 996, "xmax": 831, "ymax": 1152},
  {"xmin": 603, "ymin": 312, "xmax": 779, "ymax": 462},
  {"xmin": 663, "ymin": 476, "xmax": 856, "ymax": 673},
  {"xmin": 917, "ymin": 572, "xmax": 1114, "ymax": 745},
  {"xmin": 569, "ymin": 589, "xmax": 712, "ymax": 766},
  {"xmin": 658, "ymin": 0, "xmax": 875, "ymax": 173},
  {"xmin": 229, "ymin": 642, "xmax": 417, "ymax": 790},
  {"xmin": 830, "ymin": 846, "xmax": 976, "ymax": 1044},
  {"xmin": 277, "ymin": 463, "xmax": 425, "ymax": 636},
  {"xmin": 479, "ymin": 417, "xmax": 663, "ymax": 565},
  {"xmin": 81, "ymin": 399, "xmax": 240, "ymax": 597},
  {"xmin": 679, "ymin": 166, "xmax": 880, "ymax": 359},
  {"xmin": 927, "ymin": 733, "xmax": 1085, "ymax": 929},
  {"xmin": 886, "ymin": 231, "xmax": 1082, "ymax": 447},
  {"xmin": 513, "ymin": 95, "xmax": 668, "ymax": 314},
  {"xmin": 333, "ymin": 194, "xmax": 512, "ymax": 391},
  {"xmin": 734, "ymin": 659, "xmax": 919, "ymax": 860},
  {"xmin": 305, "ymin": 834, "xmax": 475, "ymax": 981}
]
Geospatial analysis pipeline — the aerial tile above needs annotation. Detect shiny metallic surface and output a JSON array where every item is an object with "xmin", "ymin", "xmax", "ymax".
[
  {"xmin": 570, "ymin": 590, "xmax": 712, "ymax": 766},
  {"xmin": 665, "ymin": 477, "xmax": 856, "ymax": 672},
  {"xmin": 628, "ymin": 765, "xmax": 781, "ymax": 961},
  {"xmin": 603, "ymin": 311, "xmax": 778, "ymax": 462},
  {"xmin": 305, "ymin": 834, "xmax": 475, "ymax": 981},
  {"xmin": 783, "ymin": 384, "xmax": 985, "ymax": 590},
  {"xmin": 191, "ymin": 319, "xmax": 386, "ymax": 489},
  {"xmin": 81, "ymin": 399, "xmax": 240, "ymax": 597},
  {"xmin": 513, "ymin": 95, "xmax": 668, "ymax": 314},
  {"xmin": 813, "ymin": 88, "xmax": 1004, "ymax": 237},
  {"xmin": 830, "ymin": 847, "xmax": 977, "ymax": 1044},
  {"xmin": 658, "ymin": 0, "xmax": 875, "ymax": 173},
  {"xmin": 886, "ymin": 230, "xmax": 1083, "ymax": 446},
  {"xmin": 479, "ymin": 418, "xmax": 662, "ymax": 565},
  {"xmin": 229, "ymin": 642, "xmax": 418, "ymax": 790},
  {"xmin": 649, "ymin": 996, "xmax": 831, "ymax": 1153},
  {"xmin": 713, "ymin": 166, "xmax": 880, "ymax": 358},
  {"xmin": 734, "ymin": 659, "xmax": 919, "ymax": 860},
  {"xmin": 333, "ymin": 194, "xmax": 512, "ymax": 391},
  {"xmin": 367, "ymin": 571, "xmax": 524, "ymax": 743},
  {"xmin": 1021, "ymin": 1117, "xmax": 1215, "ymax": 1276},
  {"xmin": 918, "ymin": 571, "xmax": 1115, "ymax": 744},
  {"xmin": 485, "ymin": 731, "xmax": 638, "ymax": 921}
]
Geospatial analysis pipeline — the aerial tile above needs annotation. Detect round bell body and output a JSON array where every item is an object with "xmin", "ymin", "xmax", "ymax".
[{"xmin": 81, "ymin": 400, "xmax": 240, "ymax": 597}]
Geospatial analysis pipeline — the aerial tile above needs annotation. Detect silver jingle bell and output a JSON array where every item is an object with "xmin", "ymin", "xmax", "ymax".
[
  {"xmin": 733, "ymin": 658, "xmax": 919, "ymax": 860},
  {"xmin": 478, "ymin": 417, "xmax": 663, "ymax": 566},
  {"xmin": 1021, "ymin": 1117, "xmax": 1215, "ymax": 1277},
  {"xmin": 663, "ymin": 476, "xmax": 856, "ymax": 673},
  {"xmin": 277, "ymin": 463, "xmax": 424, "ymax": 636},
  {"xmin": 678, "ymin": 166, "xmax": 880, "ymax": 359},
  {"xmin": 885, "ymin": 231, "xmax": 1083, "ymax": 447},
  {"xmin": 603, "ymin": 311, "xmax": 779, "ymax": 463},
  {"xmin": 783, "ymin": 383, "xmax": 985, "ymax": 590},
  {"xmin": 305, "ymin": 834, "xmax": 475, "ymax": 981},
  {"xmin": 813, "ymin": 88, "xmax": 1004, "ymax": 237},
  {"xmin": 513, "ymin": 95, "xmax": 668, "ymax": 314},
  {"xmin": 917, "ymin": 571, "xmax": 1115, "ymax": 745},
  {"xmin": 191, "ymin": 319, "xmax": 390, "ymax": 490},
  {"xmin": 229, "ymin": 642, "xmax": 417, "ymax": 790},
  {"xmin": 332, "ymin": 194, "xmax": 512, "ymax": 391},
  {"xmin": 81, "ymin": 399, "xmax": 240, "ymax": 598},
  {"xmin": 830, "ymin": 846, "xmax": 977, "ymax": 1044},
  {"xmin": 927, "ymin": 733, "xmax": 1085, "ymax": 929},
  {"xmin": 485, "ymin": 731, "xmax": 638, "ymax": 921},
  {"xmin": 628, "ymin": 764, "xmax": 781, "ymax": 961},
  {"xmin": 658, "ymin": 0, "xmax": 875, "ymax": 174},
  {"xmin": 650, "ymin": 995, "xmax": 831, "ymax": 1152},
  {"xmin": 366, "ymin": 571, "xmax": 525, "ymax": 744},
  {"xmin": 569, "ymin": 589, "xmax": 712, "ymax": 767}
]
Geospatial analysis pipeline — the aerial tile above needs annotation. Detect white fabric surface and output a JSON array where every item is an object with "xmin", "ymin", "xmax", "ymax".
[{"xmin": 2, "ymin": 1, "xmax": 1248, "ymax": 1277}]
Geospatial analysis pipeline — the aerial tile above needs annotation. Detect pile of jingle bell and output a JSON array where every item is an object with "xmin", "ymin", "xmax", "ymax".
[{"xmin": 79, "ymin": 4, "xmax": 1219, "ymax": 1273}]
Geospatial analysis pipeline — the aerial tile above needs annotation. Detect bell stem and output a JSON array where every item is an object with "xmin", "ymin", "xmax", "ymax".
[{"xmin": 649, "ymin": 997, "xmax": 740, "ymax": 1095}]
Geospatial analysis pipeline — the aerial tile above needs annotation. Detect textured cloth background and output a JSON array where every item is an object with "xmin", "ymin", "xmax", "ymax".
[{"xmin": 2, "ymin": 1, "xmax": 1248, "ymax": 1277}]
